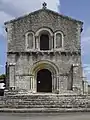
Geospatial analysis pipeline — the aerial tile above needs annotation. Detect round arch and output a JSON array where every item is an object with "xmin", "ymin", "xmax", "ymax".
[
  {"xmin": 30, "ymin": 60, "xmax": 59, "ymax": 93},
  {"xmin": 35, "ymin": 27, "xmax": 53, "ymax": 37},
  {"xmin": 54, "ymin": 31, "xmax": 64, "ymax": 49},
  {"xmin": 35, "ymin": 27, "xmax": 54, "ymax": 50},
  {"xmin": 30, "ymin": 60, "xmax": 59, "ymax": 75}
]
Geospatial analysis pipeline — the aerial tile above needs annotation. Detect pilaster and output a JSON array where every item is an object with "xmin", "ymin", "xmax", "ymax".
[{"xmin": 8, "ymin": 63, "xmax": 16, "ymax": 90}]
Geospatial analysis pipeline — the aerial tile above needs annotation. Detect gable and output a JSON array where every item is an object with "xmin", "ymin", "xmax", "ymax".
[
  {"xmin": 6, "ymin": 8, "xmax": 83, "ymax": 53},
  {"xmin": 4, "ymin": 8, "xmax": 83, "ymax": 25}
]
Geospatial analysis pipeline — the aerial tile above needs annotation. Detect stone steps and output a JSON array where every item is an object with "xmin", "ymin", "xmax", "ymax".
[
  {"xmin": 0, "ymin": 104, "xmax": 87, "ymax": 109},
  {"xmin": 5, "ymin": 100, "xmax": 86, "ymax": 104},
  {"xmin": 0, "ymin": 94, "xmax": 89, "ymax": 112},
  {"xmin": 5, "ymin": 101, "xmax": 86, "ymax": 106},
  {"xmin": 0, "ymin": 94, "xmax": 89, "ymax": 111},
  {"xmin": 0, "ymin": 108, "xmax": 90, "ymax": 113},
  {"xmin": 0, "ymin": 94, "xmax": 88, "ymax": 109},
  {"xmin": 4, "ymin": 105, "xmax": 87, "ymax": 109}
]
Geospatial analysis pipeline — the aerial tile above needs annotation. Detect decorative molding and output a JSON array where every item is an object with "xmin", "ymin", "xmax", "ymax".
[
  {"xmin": 15, "ymin": 74, "xmax": 34, "ymax": 76},
  {"xmin": 7, "ymin": 51, "xmax": 81, "ymax": 56},
  {"xmin": 9, "ymin": 63, "xmax": 16, "ymax": 66},
  {"xmin": 30, "ymin": 60, "xmax": 59, "ymax": 75},
  {"xmin": 35, "ymin": 27, "xmax": 53, "ymax": 37}
]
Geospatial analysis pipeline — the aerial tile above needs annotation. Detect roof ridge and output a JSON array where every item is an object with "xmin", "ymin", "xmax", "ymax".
[{"xmin": 4, "ymin": 8, "xmax": 83, "ymax": 25}]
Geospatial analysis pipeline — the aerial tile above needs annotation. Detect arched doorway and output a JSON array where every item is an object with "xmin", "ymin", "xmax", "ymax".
[
  {"xmin": 40, "ymin": 34, "xmax": 49, "ymax": 50},
  {"xmin": 37, "ymin": 69, "xmax": 52, "ymax": 92}
]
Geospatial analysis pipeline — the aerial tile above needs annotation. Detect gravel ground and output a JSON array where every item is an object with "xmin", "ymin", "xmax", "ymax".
[{"xmin": 0, "ymin": 112, "xmax": 90, "ymax": 120}]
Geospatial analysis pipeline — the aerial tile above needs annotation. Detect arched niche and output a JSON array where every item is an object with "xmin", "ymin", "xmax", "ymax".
[{"xmin": 35, "ymin": 28, "xmax": 54, "ymax": 50}]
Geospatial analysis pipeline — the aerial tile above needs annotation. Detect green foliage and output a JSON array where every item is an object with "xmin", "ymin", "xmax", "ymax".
[{"xmin": 0, "ymin": 74, "xmax": 6, "ymax": 80}]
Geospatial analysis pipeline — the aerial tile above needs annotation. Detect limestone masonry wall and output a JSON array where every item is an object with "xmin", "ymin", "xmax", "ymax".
[
  {"xmin": 5, "ymin": 9, "xmax": 84, "ymax": 93},
  {"xmin": 6, "ymin": 9, "xmax": 82, "ymax": 52}
]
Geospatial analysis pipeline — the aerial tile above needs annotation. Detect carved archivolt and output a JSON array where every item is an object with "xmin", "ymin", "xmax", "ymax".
[
  {"xmin": 35, "ymin": 27, "xmax": 53, "ymax": 37},
  {"xmin": 30, "ymin": 60, "xmax": 59, "ymax": 76}
]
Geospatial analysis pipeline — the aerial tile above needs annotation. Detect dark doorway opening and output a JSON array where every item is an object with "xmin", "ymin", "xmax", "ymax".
[
  {"xmin": 40, "ymin": 34, "xmax": 49, "ymax": 50},
  {"xmin": 37, "ymin": 69, "xmax": 52, "ymax": 92}
]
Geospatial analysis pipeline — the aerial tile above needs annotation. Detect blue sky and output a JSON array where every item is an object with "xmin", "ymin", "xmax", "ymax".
[
  {"xmin": 0, "ymin": 0, "xmax": 90, "ymax": 83},
  {"xmin": 61, "ymin": 0, "xmax": 90, "ymax": 82}
]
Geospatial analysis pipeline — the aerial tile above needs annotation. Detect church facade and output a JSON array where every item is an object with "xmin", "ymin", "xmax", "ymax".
[{"xmin": 5, "ymin": 5, "xmax": 84, "ymax": 94}]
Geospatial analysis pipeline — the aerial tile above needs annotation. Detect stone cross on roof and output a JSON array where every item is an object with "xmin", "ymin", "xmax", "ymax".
[{"xmin": 42, "ymin": 2, "xmax": 47, "ymax": 9}]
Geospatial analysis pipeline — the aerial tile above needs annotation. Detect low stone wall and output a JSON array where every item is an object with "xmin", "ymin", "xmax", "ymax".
[{"xmin": 0, "ymin": 94, "xmax": 89, "ymax": 110}]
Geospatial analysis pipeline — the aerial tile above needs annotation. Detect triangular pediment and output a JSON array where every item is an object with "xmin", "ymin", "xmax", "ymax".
[{"xmin": 5, "ymin": 8, "xmax": 83, "ymax": 25}]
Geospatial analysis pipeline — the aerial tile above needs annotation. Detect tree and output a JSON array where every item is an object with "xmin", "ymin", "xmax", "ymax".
[{"xmin": 0, "ymin": 74, "xmax": 6, "ymax": 80}]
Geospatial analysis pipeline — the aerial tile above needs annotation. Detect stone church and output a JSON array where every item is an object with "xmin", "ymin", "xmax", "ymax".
[{"xmin": 5, "ymin": 3, "xmax": 86, "ymax": 95}]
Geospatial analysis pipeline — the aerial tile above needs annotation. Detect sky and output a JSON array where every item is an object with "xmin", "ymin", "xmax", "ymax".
[{"xmin": 0, "ymin": 0, "xmax": 90, "ymax": 83}]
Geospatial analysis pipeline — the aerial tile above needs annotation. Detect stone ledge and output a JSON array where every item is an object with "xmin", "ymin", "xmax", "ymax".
[
  {"xmin": 7, "ymin": 51, "xmax": 81, "ymax": 55},
  {"xmin": 0, "ymin": 108, "xmax": 90, "ymax": 113}
]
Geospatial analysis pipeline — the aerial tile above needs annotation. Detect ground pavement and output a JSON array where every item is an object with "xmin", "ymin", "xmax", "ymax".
[{"xmin": 0, "ymin": 112, "xmax": 90, "ymax": 120}]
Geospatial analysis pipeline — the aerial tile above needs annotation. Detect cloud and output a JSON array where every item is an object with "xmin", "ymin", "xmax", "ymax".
[
  {"xmin": 0, "ymin": 11, "xmax": 14, "ymax": 37},
  {"xmin": 0, "ymin": 0, "xmax": 59, "ymax": 17},
  {"xmin": 0, "ymin": 0, "xmax": 60, "ymax": 36},
  {"xmin": 0, "ymin": 11, "xmax": 14, "ymax": 24},
  {"xmin": 0, "ymin": 0, "xmax": 40, "ymax": 17},
  {"xmin": 0, "ymin": 65, "xmax": 4, "ymax": 68},
  {"xmin": 0, "ymin": 0, "xmax": 22, "ymax": 17}
]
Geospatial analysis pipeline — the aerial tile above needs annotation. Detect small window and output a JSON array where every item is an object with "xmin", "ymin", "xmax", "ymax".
[
  {"xmin": 35, "ymin": 28, "xmax": 53, "ymax": 51},
  {"xmin": 56, "ymin": 33, "xmax": 62, "ymax": 48},
  {"xmin": 40, "ymin": 34, "xmax": 49, "ymax": 50},
  {"xmin": 54, "ymin": 32, "xmax": 63, "ymax": 49},
  {"xmin": 26, "ymin": 32, "xmax": 34, "ymax": 50}
]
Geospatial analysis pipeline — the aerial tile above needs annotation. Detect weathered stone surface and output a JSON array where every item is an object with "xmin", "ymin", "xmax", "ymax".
[
  {"xmin": 5, "ymin": 8, "xmax": 85, "ymax": 94},
  {"xmin": 0, "ymin": 94, "xmax": 89, "ymax": 110},
  {"xmin": 5, "ymin": 9, "xmax": 82, "ymax": 52}
]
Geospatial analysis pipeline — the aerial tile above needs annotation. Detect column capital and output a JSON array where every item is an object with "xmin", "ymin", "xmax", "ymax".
[{"xmin": 9, "ymin": 63, "xmax": 16, "ymax": 66}]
